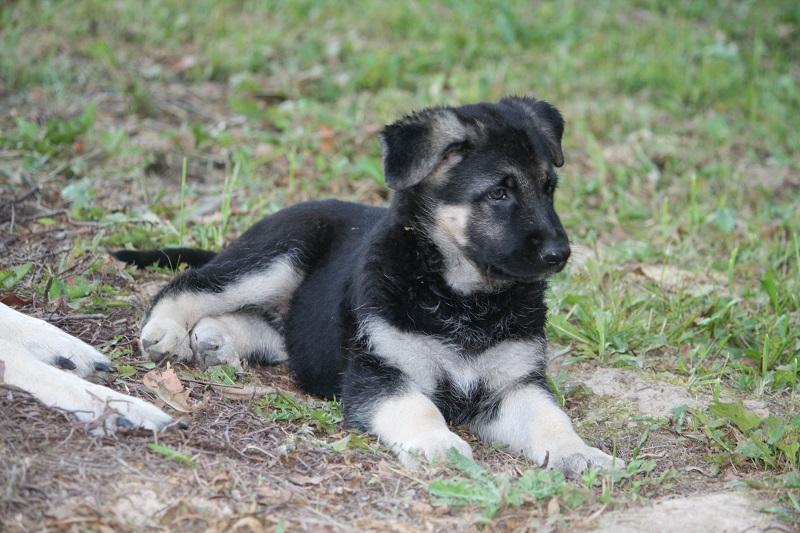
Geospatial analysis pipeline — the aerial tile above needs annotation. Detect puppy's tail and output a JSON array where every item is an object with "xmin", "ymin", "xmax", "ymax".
[{"xmin": 111, "ymin": 248, "xmax": 217, "ymax": 270}]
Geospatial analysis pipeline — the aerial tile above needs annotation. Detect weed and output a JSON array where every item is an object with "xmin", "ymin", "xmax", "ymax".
[
  {"xmin": 256, "ymin": 390, "xmax": 343, "ymax": 436},
  {"xmin": 428, "ymin": 450, "xmax": 584, "ymax": 520},
  {"xmin": 0, "ymin": 105, "xmax": 95, "ymax": 156},
  {"xmin": 147, "ymin": 443, "xmax": 196, "ymax": 467}
]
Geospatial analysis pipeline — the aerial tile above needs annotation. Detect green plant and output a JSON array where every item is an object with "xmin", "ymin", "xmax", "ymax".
[
  {"xmin": 256, "ymin": 390, "xmax": 343, "ymax": 435},
  {"xmin": 1, "ymin": 104, "xmax": 95, "ymax": 156},
  {"xmin": 428, "ymin": 450, "xmax": 585, "ymax": 519}
]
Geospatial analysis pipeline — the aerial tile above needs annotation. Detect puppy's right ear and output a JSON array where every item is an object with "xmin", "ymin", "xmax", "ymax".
[{"xmin": 379, "ymin": 108, "xmax": 468, "ymax": 191}]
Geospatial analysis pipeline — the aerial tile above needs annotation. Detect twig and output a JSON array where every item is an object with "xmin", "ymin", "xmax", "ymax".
[
  {"xmin": 0, "ymin": 186, "xmax": 40, "ymax": 209},
  {"xmin": 17, "ymin": 210, "xmax": 67, "ymax": 223},
  {"xmin": 45, "ymin": 314, "xmax": 106, "ymax": 322}
]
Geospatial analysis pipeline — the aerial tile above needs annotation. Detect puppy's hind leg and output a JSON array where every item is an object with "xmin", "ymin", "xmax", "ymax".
[
  {"xmin": 140, "ymin": 255, "xmax": 304, "ymax": 363},
  {"xmin": 190, "ymin": 313, "xmax": 288, "ymax": 370}
]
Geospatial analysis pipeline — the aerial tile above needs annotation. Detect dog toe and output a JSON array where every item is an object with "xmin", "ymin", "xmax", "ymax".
[
  {"xmin": 55, "ymin": 355, "xmax": 78, "ymax": 371},
  {"xmin": 190, "ymin": 322, "xmax": 243, "ymax": 370},
  {"xmin": 140, "ymin": 319, "xmax": 193, "ymax": 362}
]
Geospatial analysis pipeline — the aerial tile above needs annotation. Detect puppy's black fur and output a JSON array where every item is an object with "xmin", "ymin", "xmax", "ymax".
[{"xmin": 117, "ymin": 97, "xmax": 622, "ymax": 477}]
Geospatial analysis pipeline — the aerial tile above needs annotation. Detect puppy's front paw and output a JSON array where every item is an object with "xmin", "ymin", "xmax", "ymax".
[
  {"xmin": 140, "ymin": 318, "xmax": 192, "ymax": 362},
  {"xmin": 547, "ymin": 445, "xmax": 624, "ymax": 479},
  {"xmin": 190, "ymin": 318, "xmax": 244, "ymax": 370},
  {"xmin": 394, "ymin": 429, "xmax": 474, "ymax": 469}
]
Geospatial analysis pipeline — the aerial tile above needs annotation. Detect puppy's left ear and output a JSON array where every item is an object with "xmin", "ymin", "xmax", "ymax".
[
  {"xmin": 380, "ymin": 107, "xmax": 468, "ymax": 190},
  {"xmin": 502, "ymin": 96, "xmax": 565, "ymax": 167}
]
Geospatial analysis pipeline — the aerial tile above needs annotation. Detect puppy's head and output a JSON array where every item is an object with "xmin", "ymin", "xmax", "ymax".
[{"xmin": 380, "ymin": 96, "xmax": 570, "ymax": 293}]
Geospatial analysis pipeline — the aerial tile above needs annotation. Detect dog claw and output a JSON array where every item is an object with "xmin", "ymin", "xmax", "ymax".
[
  {"xmin": 94, "ymin": 361, "xmax": 113, "ymax": 373},
  {"xmin": 116, "ymin": 417, "xmax": 135, "ymax": 429},
  {"xmin": 197, "ymin": 340, "xmax": 219, "ymax": 352}
]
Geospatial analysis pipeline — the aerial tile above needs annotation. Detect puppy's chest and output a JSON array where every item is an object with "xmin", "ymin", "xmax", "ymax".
[{"xmin": 364, "ymin": 318, "xmax": 545, "ymax": 396}]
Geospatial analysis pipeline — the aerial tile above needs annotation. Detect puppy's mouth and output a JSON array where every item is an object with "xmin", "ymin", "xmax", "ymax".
[{"xmin": 480, "ymin": 259, "xmax": 567, "ymax": 284}]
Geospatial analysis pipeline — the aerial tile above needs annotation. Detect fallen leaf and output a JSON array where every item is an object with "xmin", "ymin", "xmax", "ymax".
[
  {"xmin": 547, "ymin": 496, "xmax": 561, "ymax": 516},
  {"xmin": 228, "ymin": 516, "xmax": 268, "ymax": 533},
  {"xmin": 142, "ymin": 363, "xmax": 193, "ymax": 412},
  {"xmin": 632, "ymin": 264, "xmax": 726, "ymax": 292},
  {"xmin": 255, "ymin": 486, "xmax": 293, "ymax": 504},
  {"xmin": 286, "ymin": 473, "xmax": 324, "ymax": 486},
  {"xmin": 0, "ymin": 293, "xmax": 33, "ymax": 307},
  {"xmin": 318, "ymin": 125, "xmax": 335, "ymax": 154}
]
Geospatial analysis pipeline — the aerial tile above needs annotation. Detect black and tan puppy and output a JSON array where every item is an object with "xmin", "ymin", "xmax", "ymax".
[{"xmin": 115, "ymin": 96, "xmax": 623, "ymax": 477}]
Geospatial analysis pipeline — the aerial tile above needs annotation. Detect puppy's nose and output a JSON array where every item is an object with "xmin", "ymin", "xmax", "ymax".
[{"xmin": 540, "ymin": 244, "xmax": 571, "ymax": 265}]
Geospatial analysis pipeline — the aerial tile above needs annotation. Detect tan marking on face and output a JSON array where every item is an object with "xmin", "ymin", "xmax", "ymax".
[{"xmin": 434, "ymin": 205, "xmax": 471, "ymax": 247}]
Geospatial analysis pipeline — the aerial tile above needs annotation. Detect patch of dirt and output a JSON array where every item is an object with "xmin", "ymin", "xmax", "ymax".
[
  {"xmin": 587, "ymin": 492, "xmax": 782, "ymax": 533},
  {"xmin": 565, "ymin": 364, "xmax": 769, "ymax": 418}
]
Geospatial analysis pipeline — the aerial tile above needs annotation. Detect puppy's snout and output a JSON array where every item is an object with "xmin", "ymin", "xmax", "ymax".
[{"xmin": 540, "ymin": 243, "xmax": 571, "ymax": 266}]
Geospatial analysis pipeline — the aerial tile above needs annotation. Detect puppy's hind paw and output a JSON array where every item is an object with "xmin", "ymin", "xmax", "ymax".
[
  {"xmin": 140, "ymin": 318, "xmax": 193, "ymax": 362},
  {"xmin": 190, "ymin": 318, "xmax": 244, "ymax": 370}
]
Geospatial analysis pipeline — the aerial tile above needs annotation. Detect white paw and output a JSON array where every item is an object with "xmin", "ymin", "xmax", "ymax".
[
  {"xmin": 0, "ymin": 304, "xmax": 111, "ymax": 378},
  {"xmin": 546, "ymin": 444, "xmax": 625, "ymax": 479},
  {"xmin": 1, "ymin": 338, "xmax": 175, "ymax": 434},
  {"xmin": 31, "ymin": 330, "xmax": 111, "ymax": 378},
  {"xmin": 394, "ymin": 429, "xmax": 474, "ymax": 469},
  {"xmin": 140, "ymin": 318, "xmax": 192, "ymax": 362},
  {"xmin": 78, "ymin": 380, "xmax": 176, "ymax": 433},
  {"xmin": 190, "ymin": 318, "xmax": 244, "ymax": 370}
]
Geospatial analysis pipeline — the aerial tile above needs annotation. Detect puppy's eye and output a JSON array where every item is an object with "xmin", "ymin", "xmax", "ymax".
[{"xmin": 487, "ymin": 188, "xmax": 508, "ymax": 201}]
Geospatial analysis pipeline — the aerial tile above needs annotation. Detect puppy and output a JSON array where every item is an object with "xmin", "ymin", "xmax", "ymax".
[
  {"xmin": 0, "ymin": 302, "xmax": 172, "ymax": 432},
  {"xmin": 116, "ymin": 97, "xmax": 623, "ymax": 477}
]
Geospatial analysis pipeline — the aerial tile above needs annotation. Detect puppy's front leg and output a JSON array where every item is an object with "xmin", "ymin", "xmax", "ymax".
[
  {"xmin": 370, "ymin": 390, "xmax": 474, "ymax": 467},
  {"xmin": 477, "ymin": 385, "xmax": 623, "ymax": 479}
]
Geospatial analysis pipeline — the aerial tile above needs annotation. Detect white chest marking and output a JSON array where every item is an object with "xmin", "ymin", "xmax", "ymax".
[{"xmin": 361, "ymin": 317, "xmax": 545, "ymax": 395}]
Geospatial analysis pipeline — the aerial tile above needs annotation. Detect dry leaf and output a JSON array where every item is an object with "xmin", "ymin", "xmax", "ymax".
[
  {"xmin": 0, "ymin": 293, "xmax": 33, "ymax": 307},
  {"xmin": 228, "ymin": 516, "xmax": 268, "ymax": 533},
  {"xmin": 318, "ymin": 125, "xmax": 335, "ymax": 154},
  {"xmin": 287, "ymin": 473, "xmax": 324, "ymax": 486},
  {"xmin": 547, "ymin": 496, "xmax": 561, "ymax": 516},
  {"xmin": 142, "ymin": 363, "xmax": 193, "ymax": 412},
  {"xmin": 632, "ymin": 264, "xmax": 726, "ymax": 292}
]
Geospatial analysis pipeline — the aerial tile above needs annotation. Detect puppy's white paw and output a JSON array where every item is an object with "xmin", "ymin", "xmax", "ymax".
[
  {"xmin": 546, "ymin": 444, "xmax": 625, "ymax": 479},
  {"xmin": 394, "ymin": 429, "xmax": 474, "ymax": 469},
  {"xmin": 140, "ymin": 318, "xmax": 192, "ymax": 362},
  {"xmin": 190, "ymin": 318, "xmax": 244, "ymax": 370}
]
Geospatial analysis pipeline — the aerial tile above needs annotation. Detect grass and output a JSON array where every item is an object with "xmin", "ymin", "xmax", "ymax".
[{"xmin": 1, "ymin": 0, "xmax": 799, "ymax": 529}]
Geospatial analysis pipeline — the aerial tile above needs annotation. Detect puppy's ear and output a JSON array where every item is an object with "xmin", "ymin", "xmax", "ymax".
[
  {"xmin": 380, "ymin": 108, "xmax": 468, "ymax": 190},
  {"xmin": 501, "ymin": 96, "xmax": 565, "ymax": 167}
]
